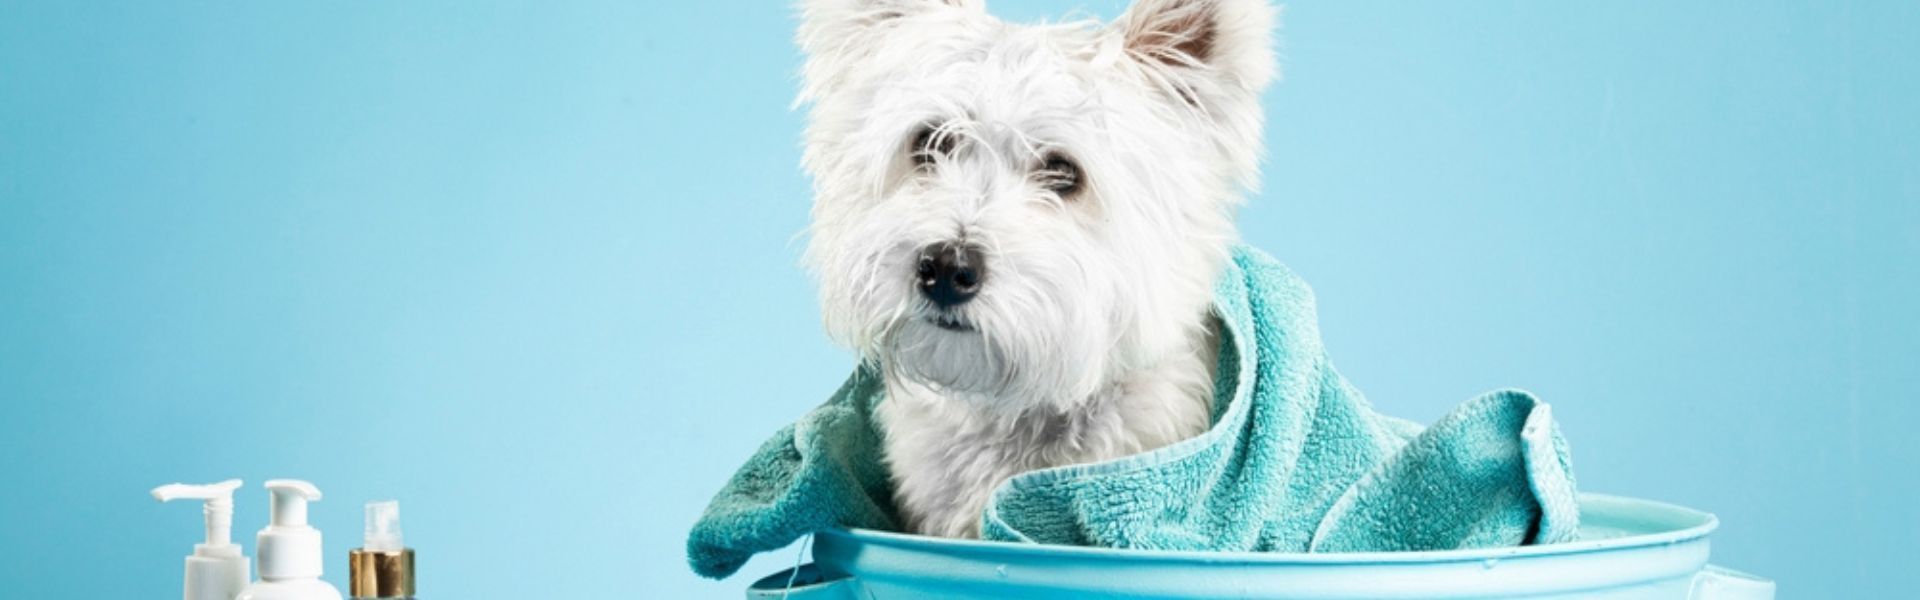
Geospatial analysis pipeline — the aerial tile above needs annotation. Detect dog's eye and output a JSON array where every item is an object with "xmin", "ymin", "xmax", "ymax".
[
  {"xmin": 910, "ymin": 124, "xmax": 956, "ymax": 167},
  {"xmin": 1038, "ymin": 154, "xmax": 1083, "ymax": 198}
]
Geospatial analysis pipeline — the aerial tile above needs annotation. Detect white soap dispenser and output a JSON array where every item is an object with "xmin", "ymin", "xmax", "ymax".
[
  {"xmin": 237, "ymin": 479, "xmax": 344, "ymax": 600},
  {"xmin": 152, "ymin": 479, "xmax": 250, "ymax": 600}
]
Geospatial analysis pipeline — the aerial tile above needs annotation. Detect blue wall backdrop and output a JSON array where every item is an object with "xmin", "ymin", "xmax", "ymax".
[{"xmin": 2, "ymin": 1, "xmax": 1914, "ymax": 597}]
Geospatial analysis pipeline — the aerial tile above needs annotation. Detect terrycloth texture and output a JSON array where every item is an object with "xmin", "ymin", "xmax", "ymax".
[{"xmin": 688, "ymin": 246, "xmax": 1579, "ymax": 579}]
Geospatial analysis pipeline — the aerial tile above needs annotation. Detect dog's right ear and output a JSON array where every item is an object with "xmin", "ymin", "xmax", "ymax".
[
  {"xmin": 797, "ymin": 0, "xmax": 983, "ymax": 102},
  {"xmin": 1119, "ymin": 0, "xmax": 1276, "ymax": 104}
]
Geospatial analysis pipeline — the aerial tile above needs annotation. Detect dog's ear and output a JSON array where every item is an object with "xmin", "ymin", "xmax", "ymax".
[
  {"xmin": 1118, "ymin": 0, "xmax": 1275, "ymax": 104},
  {"xmin": 797, "ymin": 0, "xmax": 984, "ymax": 101}
]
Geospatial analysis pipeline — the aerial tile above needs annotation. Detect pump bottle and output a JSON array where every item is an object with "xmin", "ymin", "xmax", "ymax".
[
  {"xmin": 237, "ymin": 480, "xmax": 344, "ymax": 600},
  {"xmin": 153, "ymin": 479, "xmax": 249, "ymax": 600}
]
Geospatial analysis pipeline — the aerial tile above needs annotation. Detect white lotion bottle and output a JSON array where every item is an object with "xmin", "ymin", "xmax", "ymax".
[
  {"xmin": 152, "ymin": 479, "xmax": 250, "ymax": 600},
  {"xmin": 237, "ymin": 480, "xmax": 344, "ymax": 600}
]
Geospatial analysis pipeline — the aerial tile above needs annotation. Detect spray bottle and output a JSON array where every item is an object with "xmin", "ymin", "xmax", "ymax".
[
  {"xmin": 348, "ymin": 501, "xmax": 416, "ymax": 599},
  {"xmin": 152, "ymin": 479, "xmax": 249, "ymax": 600},
  {"xmin": 236, "ymin": 480, "xmax": 344, "ymax": 600}
]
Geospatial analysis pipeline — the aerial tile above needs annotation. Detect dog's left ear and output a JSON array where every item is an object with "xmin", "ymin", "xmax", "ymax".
[{"xmin": 1118, "ymin": 0, "xmax": 1276, "ymax": 105}]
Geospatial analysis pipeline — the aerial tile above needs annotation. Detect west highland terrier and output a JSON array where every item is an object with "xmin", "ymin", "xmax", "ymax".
[{"xmin": 799, "ymin": 0, "xmax": 1275, "ymax": 538}]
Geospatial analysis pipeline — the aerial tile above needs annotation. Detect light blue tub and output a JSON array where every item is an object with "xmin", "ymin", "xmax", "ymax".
[{"xmin": 746, "ymin": 494, "xmax": 1773, "ymax": 599}]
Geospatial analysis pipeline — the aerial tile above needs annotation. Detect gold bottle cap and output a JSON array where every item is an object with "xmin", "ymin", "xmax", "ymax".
[{"xmin": 349, "ymin": 547, "xmax": 415, "ymax": 598}]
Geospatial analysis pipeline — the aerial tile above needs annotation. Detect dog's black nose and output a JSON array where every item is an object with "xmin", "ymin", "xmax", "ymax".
[{"xmin": 916, "ymin": 243, "xmax": 986, "ymax": 308}]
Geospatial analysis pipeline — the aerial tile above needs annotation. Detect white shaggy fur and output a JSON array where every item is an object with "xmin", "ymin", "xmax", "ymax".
[{"xmin": 797, "ymin": 0, "xmax": 1275, "ymax": 538}]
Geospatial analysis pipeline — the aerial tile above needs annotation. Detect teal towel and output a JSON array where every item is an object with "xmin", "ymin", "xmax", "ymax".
[{"xmin": 688, "ymin": 246, "xmax": 1579, "ymax": 579}]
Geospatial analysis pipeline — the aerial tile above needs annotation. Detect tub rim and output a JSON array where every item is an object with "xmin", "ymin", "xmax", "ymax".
[{"xmin": 816, "ymin": 492, "xmax": 1718, "ymax": 566}]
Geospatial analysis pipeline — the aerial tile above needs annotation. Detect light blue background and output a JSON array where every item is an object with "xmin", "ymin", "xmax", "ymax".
[{"xmin": 2, "ymin": 1, "xmax": 1914, "ymax": 597}]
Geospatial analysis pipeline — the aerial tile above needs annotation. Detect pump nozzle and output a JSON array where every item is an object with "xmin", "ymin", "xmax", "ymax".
[
  {"xmin": 152, "ymin": 479, "xmax": 244, "ymax": 552},
  {"xmin": 264, "ymin": 479, "xmax": 321, "ymax": 527},
  {"xmin": 153, "ymin": 480, "xmax": 249, "ymax": 600},
  {"xmin": 363, "ymin": 500, "xmax": 404, "ymax": 552},
  {"xmin": 256, "ymin": 479, "xmax": 327, "ymax": 581}
]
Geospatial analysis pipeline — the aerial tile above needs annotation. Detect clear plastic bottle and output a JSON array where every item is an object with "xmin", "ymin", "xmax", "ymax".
[{"xmin": 348, "ymin": 500, "xmax": 416, "ymax": 600}]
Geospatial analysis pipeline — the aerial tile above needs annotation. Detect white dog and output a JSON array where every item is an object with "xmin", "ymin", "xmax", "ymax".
[{"xmin": 798, "ymin": 0, "xmax": 1275, "ymax": 538}]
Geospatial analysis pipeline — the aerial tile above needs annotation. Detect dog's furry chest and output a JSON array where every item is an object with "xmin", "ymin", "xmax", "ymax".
[{"xmin": 876, "ymin": 326, "xmax": 1219, "ymax": 538}]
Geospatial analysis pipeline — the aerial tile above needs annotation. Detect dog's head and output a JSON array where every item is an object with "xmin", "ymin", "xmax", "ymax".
[{"xmin": 799, "ymin": 0, "xmax": 1275, "ymax": 412}]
